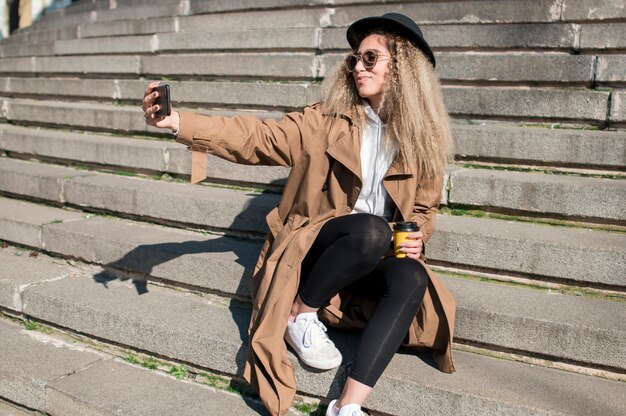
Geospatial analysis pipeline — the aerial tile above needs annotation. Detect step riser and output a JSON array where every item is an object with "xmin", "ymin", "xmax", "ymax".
[
  {"xmin": 1, "ymin": 197, "xmax": 625, "ymax": 372},
  {"xmin": 3, "ymin": 124, "xmax": 623, "ymax": 173},
  {"xmin": 2, "ymin": 259, "xmax": 624, "ymax": 416},
  {"xmin": 0, "ymin": 159, "xmax": 624, "ymax": 288}
]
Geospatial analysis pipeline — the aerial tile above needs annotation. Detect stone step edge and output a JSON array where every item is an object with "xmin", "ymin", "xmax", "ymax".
[
  {"xmin": 0, "ymin": 312, "xmax": 320, "ymax": 415},
  {"xmin": 2, "ymin": 153, "xmax": 624, "ymax": 234},
  {"xmin": 6, "ymin": 266, "xmax": 624, "ymax": 414},
  {"xmin": 0, "ymin": 316, "xmax": 303, "ymax": 416},
  {"xmin": 4, "ymin": 310, "xmax": 623, "ymax": 416},
  {"xmin": 430, "ymin": 264, "xmax": 626, "ymax": 302},
  {"xmin": 2, "ymin": 235, "xmax": 625, "ymax": 378},
  {"xmin": 3, "ymin": 119, "xmax": 625, "ymax": 173}
]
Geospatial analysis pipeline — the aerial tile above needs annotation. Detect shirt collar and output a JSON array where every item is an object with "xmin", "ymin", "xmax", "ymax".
[{"xmin": 362, "ymin": 100, "xmax": 386, "ymax": 127}]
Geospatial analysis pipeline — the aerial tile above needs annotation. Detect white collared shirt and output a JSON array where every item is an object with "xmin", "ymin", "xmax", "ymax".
[{"xmin": 351, "ymin": 102, "xmax": 397, "ymax": 219}]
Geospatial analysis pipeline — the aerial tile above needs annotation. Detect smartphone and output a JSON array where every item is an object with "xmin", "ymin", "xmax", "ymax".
[{"xmin": 154, "ymin": 84, "xmax": 171, "ymax": 117}]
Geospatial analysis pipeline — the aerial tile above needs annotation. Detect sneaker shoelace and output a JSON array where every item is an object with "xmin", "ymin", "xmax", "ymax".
[{"xmin": 302, "ymin": 317, "xmax": 331, "ymax": 348}]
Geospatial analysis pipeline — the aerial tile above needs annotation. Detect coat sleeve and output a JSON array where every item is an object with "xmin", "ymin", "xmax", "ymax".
[
  {"xmin": 175, "ymin": 104, "xmax": 323, "ymax": 168},
  {"xmin": 409, "ymin": 173, "xmax": 444, "ymax": 244}
]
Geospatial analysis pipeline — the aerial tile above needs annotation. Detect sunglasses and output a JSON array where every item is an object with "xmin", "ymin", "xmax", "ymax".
[{"xmin": 344, "ymin": 49, "xmax": 391, "ymax": 72}]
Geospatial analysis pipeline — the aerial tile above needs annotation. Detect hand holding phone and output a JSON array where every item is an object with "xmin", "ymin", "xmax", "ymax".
[
  {"xmin": 154, "ymin": 84, "xmax": 171, "ymax": 117},
  {"xmin": 143, "ymin": 82, "xmax": 178, "ymax": 132}
]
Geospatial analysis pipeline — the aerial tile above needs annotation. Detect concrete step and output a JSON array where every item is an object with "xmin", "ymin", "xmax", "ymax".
[
  {"xmin": 53, "ymin": 35, "xmax": 157, "ymax": 55},
  {"xmin": 331, "ymin": 22, "xmax": 624, "ymax": 51},
  {"xmin": 611, "ymin": 90, "xmax": 626, "ymax": 124},
  {"xmin": 0, "ymin": 25, "xmax": 77, "ymax": 47},
  {"xmin": 0, "ymin": 88, "xmax": 614, "ymax": 135},
  {"xmin": 2, "ymin": 132, "xmax": 624, "ymax": 223},
  {"xmin": 0, "ymin": 42, "xmax": 55, "ymax": 58},
  {"xmin": 453, "ymin": 123, "xmax": 626, "ymax": 170},
  {"xmin": 1, "ymin": 212, "xmax": 624, "ymax": 372},
  {"xmin": 0, "ymin": 250, "xmax": 624, "ymax": 415},
  {"xmin": 562, "ymin": 0, "xmax": 626, "ymax": 21},
  {"xmin": 11, "ymin": 22, "xmax": 623, "ymax": 58},
  {"xmin": 0, "ymin": 78, "xmax": 320, "ymax": 109},
  {"xmin": 0, "ymin": 52, "xmax": 604, "ymax": 83},
  {"xmin": 78, "ymin": 16, "xmax": 176, "ymax": 39},
  {"xmin": 23, "ymin": 0, "xmax": 626, "ymax": 40},
  {"xmin": 0, "ymin": 125, "xmax": 289, "ymax": 186},
  {"xmin": 0, "ymin": 318, "xmax": 271, "ymax": 416},
  {"xmin": 0, "ymin": 98, "xmax": 284, "ymax": 134},
  {"xmin": 0, "ymin": 156, "xmax": 624, "ymax": 288},
  {"xmin": 2, "ymin": 124, "xmax": 623, "ymax": 186},
  {"xmin": 29, "ymin": 1, "xmax": 186, "ymax": 33},
  {"xmin": 0, "ymin": 399, "xmax": 38, "ymax": 416},
  {"xmin": 448, "ymin": 167, "xmax": 626, "ymax": 223}
]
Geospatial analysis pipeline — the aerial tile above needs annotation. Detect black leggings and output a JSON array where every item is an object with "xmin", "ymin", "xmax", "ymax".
[{"xmin": 298, "ymin": 213, "xmax": 429, "ymax": 387}]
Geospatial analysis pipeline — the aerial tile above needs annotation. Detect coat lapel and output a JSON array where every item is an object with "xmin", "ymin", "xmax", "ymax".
[
  {"xmin": 384, "ymin": 158, "xmax": 415, "ymax": 221},
  {"xmin": 325, "ymin": 122, "xmax": 362, "ymax": 183}
]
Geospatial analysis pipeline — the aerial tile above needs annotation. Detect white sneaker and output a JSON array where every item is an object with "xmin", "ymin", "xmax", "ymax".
[
  {"xmin": 325, "ymin": 399, "xmax": 365, "ymax": 416},
  {"xmin": 284, "ymin": 312, "xmax": 342, "ymax": 370}
]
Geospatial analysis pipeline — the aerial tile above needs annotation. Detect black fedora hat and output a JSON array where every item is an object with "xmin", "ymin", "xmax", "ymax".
[{"xmin": 347, "ymin": 12, "xmax": 436, "ymax": 68}]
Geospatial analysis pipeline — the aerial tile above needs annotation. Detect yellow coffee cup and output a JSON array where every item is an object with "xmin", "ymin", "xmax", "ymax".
[{"xmin": 393, "ymin": 221, "xmax": 419, "ymax": 258}]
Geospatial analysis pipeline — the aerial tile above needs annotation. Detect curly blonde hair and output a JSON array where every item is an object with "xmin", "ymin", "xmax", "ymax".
[{"xmin": 321, "ymin": 32, "xmax": 453, "ymax": 182}]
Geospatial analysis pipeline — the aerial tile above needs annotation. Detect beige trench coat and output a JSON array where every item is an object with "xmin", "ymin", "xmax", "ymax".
[{"xmin": 176, "ymin": 103, "xmax": 456, "ymax": 416}]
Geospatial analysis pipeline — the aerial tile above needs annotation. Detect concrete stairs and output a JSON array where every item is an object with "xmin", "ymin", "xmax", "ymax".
[{"xmin": 0, "ymin": 0, "xmax": 624, "ymax": 415}]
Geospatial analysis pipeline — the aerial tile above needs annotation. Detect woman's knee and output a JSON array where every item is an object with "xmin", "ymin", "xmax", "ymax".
[
  {"xmin": 387, "ymin": 261, "xmax": 429, "ymax": 300},
  {"xmin": 350, "ymin": 214, "xmax": 392, "ymax": 254}
]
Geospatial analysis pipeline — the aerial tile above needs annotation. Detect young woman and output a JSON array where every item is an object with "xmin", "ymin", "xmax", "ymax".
[{"xmin": 143, "ymin": 13, "xmax": 456, "ymax": 416}]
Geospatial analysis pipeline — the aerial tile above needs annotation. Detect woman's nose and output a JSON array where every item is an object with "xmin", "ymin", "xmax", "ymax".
[{"xmin": 354, "ymin": 58, "xmax": 366, "ymax": 72}]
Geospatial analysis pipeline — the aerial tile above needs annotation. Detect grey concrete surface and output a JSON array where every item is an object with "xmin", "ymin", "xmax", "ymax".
[
  {"xmin": 0, "ymin": 77, "xmax": 117, "ymax": 99},
  {"xmin": 1, "ymin": 159, "xmax": 625, "ymax": 287},
  {"xmin": 562, "ymin": 0, "xmax": 626, "ymax": 21},
  {"xmin": 33, "ymin": 55, "xmax": 141, "ymax": 74},
  {"xmin": 580, "ymin": 23, "xmax": 626, "ymax": 49},
  {"xmin": 92, "ymin": 2, "xmax": 189, "ymax": 24},
  {"xmin": 436, "ymin": 52, "xmax": 594, "ymax": 83},
  {"xmin": 78, "ymin": 16, "xmax": 176, "ymax": 38},
  {"xmin": 148, "ymin": 52, "xmax": 317, "ymax": 79},
  {"xmin": 157, "ymin": 28, "xmax": 319, "ymax": 52},
  {"xmin": 62, "ymin": 170, "xmax": 280, "ymax": 232},
  {"xmin": 0, "ymin": 42, "xmax": 55, "ymax": 58},
  {"xmin": 0, "ymin": 58, "xmax": 33, "ymax": 74},
  {"xmin": 46, "ymin": 360, "xmax": 268, "ymax": 416},
  {"xmin": 611, "ymin": 90, "xmax": 625, "ymax": 123},
  {"xmin": 16, "ymin": 274, "xmax": 626, "ymax": 416},
  {"xmin": 453, "ymin": 123, "xmax": 626, "ymax": 168},
  {"xmin": 321, "ymin": 23, "xmax": 578, "ymax": 50},
  {"xmin": 597, "ymin": 55, "xmax": 626, "ymax": 83},
  {"xmin": 179, "ymin": 8, "xmax": 326, "ymax": 32},
  {"xmin": 39, "ymin": 214, "xmax": 260, "ymax": 296},
  {"xmin": 54, "ymin": 35, "xmax": 156, "ymax": 55},
  {"xmin": 1, "ymin": 197, "xmax": 625, "ymax": 370},
  {"xmin": 443, "ymin": 275, "xmax": 626, "ymax": 370},
  {"xmin": 0, "ymin": 125, "xmax": 290, "ymax": 185},
  {"xmin": 328, "ymin": 0, "xmax": 562, "ymax": 26},
  {"xmin": 0, "ymin": 197, "xmax": 85, "ymax": 249},
  {"xmin": 429, "ymin": 215, "xmax": 626, "ymax": 287},
  {"xmin": 1, "ymin": 125, "xmax": 173, "ymax": 172},
  {"xmin": 0, "ymin": 249, "xmax": 72, "ymax": 312},
  {"xmin": 319, "ymin": 52, "xmax": 596, "ymax": 83},
  {"xmin": 2, "ymin": 98, "xmax": 284, "ymax": 134},
  {"xmin": 4, "ymin": 99, "xmax": 152, "ymax": 132},
  {"xmin": 1, "ymin": 26, "xmax": 77, "ymax": 45},
  {"xmin": 116, "ymin": 79, "xmax": 315, "ymax": 108},
  {"xmin": 0, "ymin": 319, "xmax": 103, "ymax": 411},
  {"xmin": 443, "ymin": 87, "xmax": 610, "ymax": 121},
  {"xmin": 448, "ymin": 168, "xmax": 626, "ymax": 222},
  {"xmin": 0, "ymin": 318, "xmax": 271, "ymax": 416},
  {"xmin": 0, "ymin": 399, "xmax": 38, "ymax": 416},
  {"xmin": 0, "ymin": 157, "xmax": 89, "ymax": 203}
]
